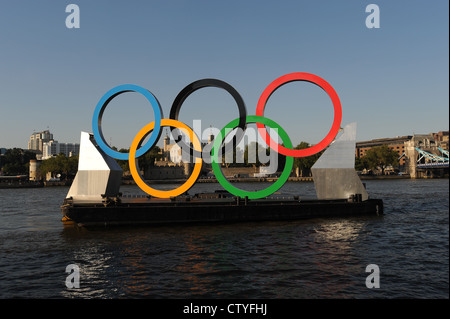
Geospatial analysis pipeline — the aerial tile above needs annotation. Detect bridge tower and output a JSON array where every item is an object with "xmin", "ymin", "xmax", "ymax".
[{"xmin": 405, "ymin": 134, "xmax": 449, "ymax": 178}]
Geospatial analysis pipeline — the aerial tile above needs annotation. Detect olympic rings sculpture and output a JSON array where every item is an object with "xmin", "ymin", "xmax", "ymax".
[{"xmin": 92, "ymin": 72, "xmax": 342, "ymax": 199}]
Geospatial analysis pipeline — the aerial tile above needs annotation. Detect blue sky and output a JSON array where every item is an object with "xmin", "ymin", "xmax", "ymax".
[{"xmin": 0, "ymin": 0, "xmax": 448, "ymax": 150}]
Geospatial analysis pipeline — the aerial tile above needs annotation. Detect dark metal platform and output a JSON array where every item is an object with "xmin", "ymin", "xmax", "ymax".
[{"xmin": 61, "ymin": 192, "xmax": 384, "ymax": 227}]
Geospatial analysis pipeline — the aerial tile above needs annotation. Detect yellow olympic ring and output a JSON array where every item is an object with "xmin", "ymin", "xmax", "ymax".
[{"xmin": 129, "ymin": 119, "xmax": 202, "ymax": 198}]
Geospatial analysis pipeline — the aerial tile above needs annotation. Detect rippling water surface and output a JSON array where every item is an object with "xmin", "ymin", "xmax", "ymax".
[{"xmin": 0, "ymin": 179, "xmax": 448, "ymax": 298}]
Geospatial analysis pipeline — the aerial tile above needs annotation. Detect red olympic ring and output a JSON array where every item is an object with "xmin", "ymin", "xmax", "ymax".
[{"xmin": 255, "ymin": 72, "xmax": 342, "ymax": 157}]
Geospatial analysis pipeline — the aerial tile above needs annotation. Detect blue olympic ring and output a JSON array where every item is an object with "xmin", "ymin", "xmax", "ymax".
[{"xmin": 92, "ymin": 84, "xmax": 163, "ymax": 161}]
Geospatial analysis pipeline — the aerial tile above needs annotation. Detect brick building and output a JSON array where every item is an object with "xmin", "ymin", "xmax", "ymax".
[{"xmin": 356, "ymin": 136, "xmax": 412, "ymax": 167}]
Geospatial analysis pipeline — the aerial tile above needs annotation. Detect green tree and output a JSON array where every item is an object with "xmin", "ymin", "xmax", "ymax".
[
  {"xmin": 67, "ymin": 155, "xmax": 79, "ymax": 176},
  {"xmin": 244, "ymin": 142, "xmax": 261, "ymax": 166},
  {"xmin": 364, "ymin": 145, "xmax": 399, "ymax": 175},
  {"xmin": 38, "ymin": 157, "xmax": 56, "ymax": 178},
  {"xmin": 221, "ymin": 146, "xmax": 244, "ymax": 168},
  {"xmin": 38, "ymin": 154, "xmax": 79, "ymax": 180},
  {"xmin": 355, "ymin": 157, "xmax": 369, "ymax": 171},
  {"xmin": 264, "ymin": 143, "xmax": 287, "ymax": 173},
  {"xmin": 139, "ymin": 145, "xmax": 162, "ymax": 168},
  {"xmin": 116, "ymin": 148, "xmax": 130, "ymax": 172},
  {"xmin": 114, "ymin": 146, "xmax": 163, "ymax": 172},
  {"xmin": 292, "ymin": 142, "xmax": 322, "ymax": 176},
  {"xmin": 1, "ymin": 148, "xmax": 36, "ymax": 175}
]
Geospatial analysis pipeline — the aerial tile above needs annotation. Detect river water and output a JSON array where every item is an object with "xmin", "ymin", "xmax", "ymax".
[{"xmin": 0, "ymin": 179, "xmax": 448, "ymax": 299}]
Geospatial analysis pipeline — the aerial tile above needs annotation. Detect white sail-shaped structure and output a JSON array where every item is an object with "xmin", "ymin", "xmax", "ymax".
[
  {"xmin": 312, "ymin": 122, "xmax": 368, "ymax": 201},
  {"xmin": 66, "ymin": 132, "xmax": 122, "ymax": 203}
]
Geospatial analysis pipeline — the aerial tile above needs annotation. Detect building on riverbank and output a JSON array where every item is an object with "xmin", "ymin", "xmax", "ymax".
[
  {"xmin": 28, "ymin": 130, "xmax": 53, "ymax": 156},
  {"xmin": 356, "ymin": 131, "xmax": 449, "ymax": 178},
  {"xmin": 42, "ymin": 140, "xmax": 79, "ymax": 160},
  {"xmin": 27, "ymin": 130, "xmax": 79, "ymax": 160},
  {"xmin": 356, "ymin": 135, "xmax": 412, "ymax": 170}
]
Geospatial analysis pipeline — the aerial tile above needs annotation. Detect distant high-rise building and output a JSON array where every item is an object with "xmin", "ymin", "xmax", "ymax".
[
  {"xmin": 28, "ymin": 130, "xmax": 79, "ymax": 160},
  {"xmin": 28, "ymin": 130, "xmax": 53, "ymax": 153},
  {"xmin": 42, "ymin": 140, "xmax": 80, "ymax": 159}
]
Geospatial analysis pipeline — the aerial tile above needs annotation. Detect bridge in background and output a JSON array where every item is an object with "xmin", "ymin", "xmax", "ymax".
[
  {"xmin": 403, "ymin": 134, "xmax": 449, "ymax": 178},
  {"xmin": 415, "ymin": 147, "xmax": 449, "ymax": 169}
]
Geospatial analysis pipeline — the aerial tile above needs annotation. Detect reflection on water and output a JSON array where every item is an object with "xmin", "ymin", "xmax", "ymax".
[
  {"xmin": 0, "ymin": 179, "xmax": 448, "ymax": 298},
  {"xmin": 309, "ymin": 218, "xmax": 371, "ymax": 297}
]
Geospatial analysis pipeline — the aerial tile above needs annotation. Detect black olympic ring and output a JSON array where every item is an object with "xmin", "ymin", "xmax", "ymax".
[{"xmin": 169, "ymin": 78, "xmax": 247, "ymax": 160}]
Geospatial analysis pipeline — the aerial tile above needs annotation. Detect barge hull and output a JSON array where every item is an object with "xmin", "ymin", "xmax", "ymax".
[{"xmin": 62, "ymin": 198, "xmax": 384, "ymax": 227}]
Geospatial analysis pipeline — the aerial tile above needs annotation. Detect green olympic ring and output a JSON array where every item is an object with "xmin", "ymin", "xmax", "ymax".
[{"xmin": 211, "ymin": 115, "xmax": 293, "ymax": 199}]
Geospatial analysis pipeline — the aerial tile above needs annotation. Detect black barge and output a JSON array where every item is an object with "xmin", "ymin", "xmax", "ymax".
[{"xmin": 61, "ymin": 191, "xmax": 383, "ymax": 227}]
